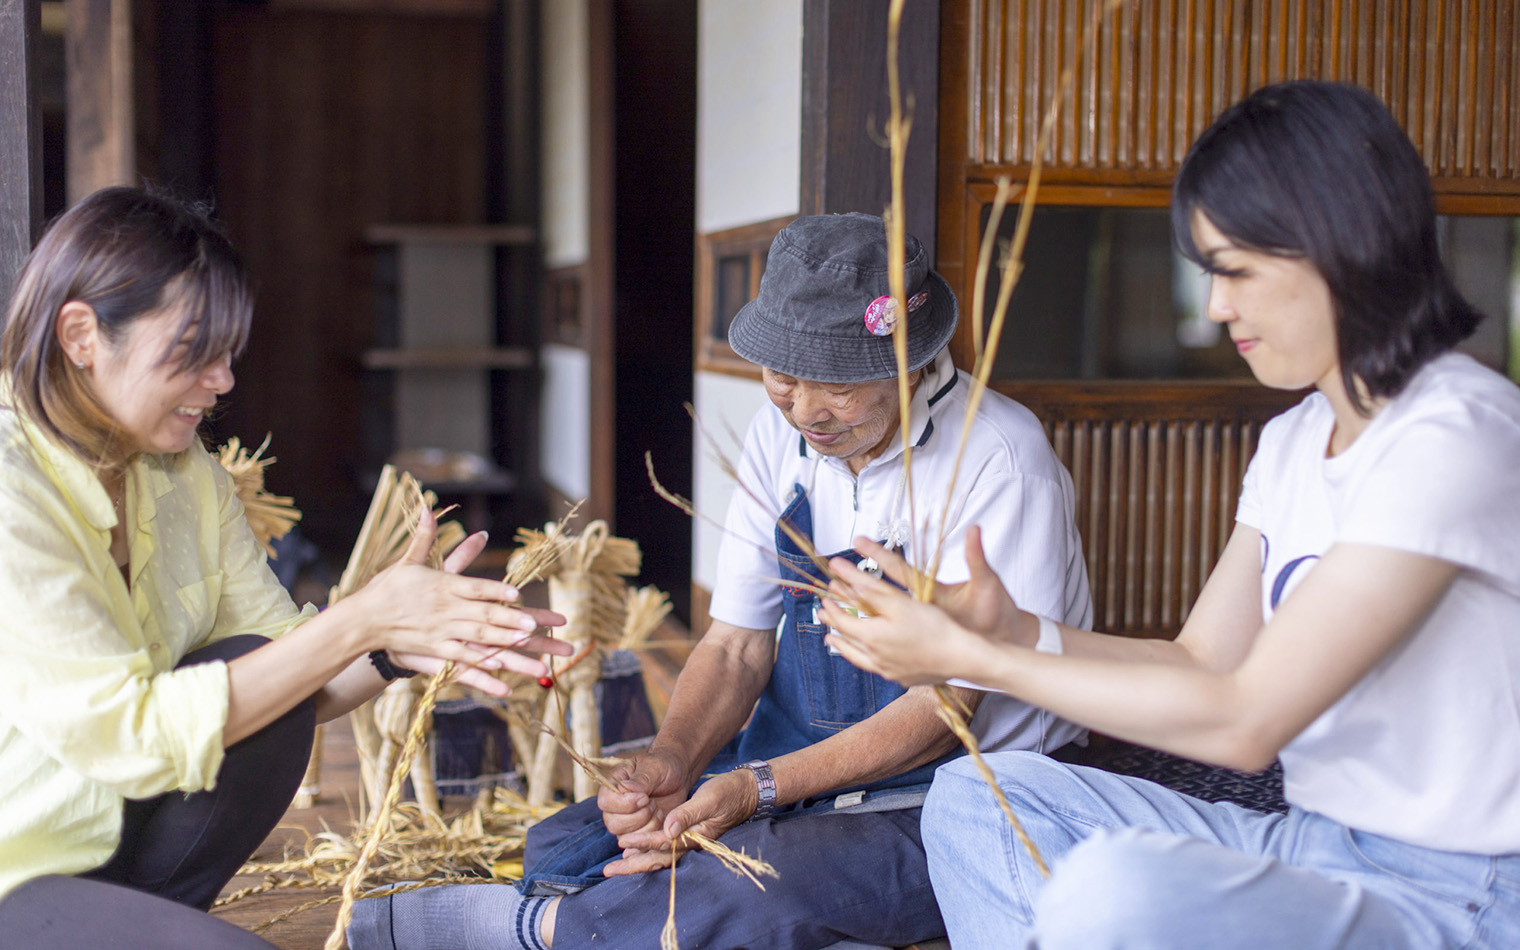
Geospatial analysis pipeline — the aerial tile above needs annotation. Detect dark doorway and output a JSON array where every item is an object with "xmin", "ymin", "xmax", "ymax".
[{"xmin": 612, "ymin": 0, "xmax": 697, "ymax": 625}]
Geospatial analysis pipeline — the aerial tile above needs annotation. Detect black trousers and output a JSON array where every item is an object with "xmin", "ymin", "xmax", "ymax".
[{"xmin": 0, "ymin": 634, "xmax": 315, "ymax": 947}]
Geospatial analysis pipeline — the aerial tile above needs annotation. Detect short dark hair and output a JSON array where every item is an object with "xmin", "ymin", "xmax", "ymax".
[
  {"xmin": 0, "ymin": 186, "xmax": 252, "ymax": 467},
  {"xmin": 1172, "ymin": 80, "xmax": 1481, "ymax": 413}
]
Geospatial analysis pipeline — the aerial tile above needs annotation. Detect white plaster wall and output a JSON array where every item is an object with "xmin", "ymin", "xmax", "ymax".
[
  {"xmin": 690, "ymin": 0, "xmax": 804, "ymax": 593},
  {"xmin": 691, "ymin": 372, "xmax": 770, "ymax": 592},
  {"xmin": 696, "ymin": 0, "xmax": 803, "ymax": 233},
  {"xmin": 539, "ymin": 1, "xmax": 591, "ymax": 498},
  {"xmin": 542, "ymin": 0, "xmax": 589, "ymax": 269},
  {"xmin": 540, "ymin": 343, "xmax": 592, "ymax": 502}
]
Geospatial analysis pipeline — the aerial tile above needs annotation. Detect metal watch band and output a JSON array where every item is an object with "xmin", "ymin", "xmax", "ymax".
[
  {"xmin": 369, "ymin": 649, "xmax": 417, "ymax": 681},
  {"xmin": 735, "ymin": 759, "xmax": 777, "ymax": 821}
]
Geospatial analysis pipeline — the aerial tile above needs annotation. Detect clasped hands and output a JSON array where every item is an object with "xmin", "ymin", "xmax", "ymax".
[
  {"xmin": 595, "ymin": 748, "xmax": 759, "ymax": 876},
  {"xmin": 820, "ymin": 525, "xmax": 1040, "ymax": 686}
]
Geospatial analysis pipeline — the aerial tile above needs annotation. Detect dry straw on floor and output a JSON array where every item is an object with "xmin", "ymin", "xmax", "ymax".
[{"xmin": 214, "ymin": 789, "xmax": 563, "ymax": 936}]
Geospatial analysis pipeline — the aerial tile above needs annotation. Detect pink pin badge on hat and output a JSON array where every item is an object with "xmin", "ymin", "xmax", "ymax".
[
  {"xmin": 863, "ymin": 290, "xmax": 931, "ymax": 337},
  {"xmin": 863, "ymin": 295, "xmax": 898, "ymax": 336}
]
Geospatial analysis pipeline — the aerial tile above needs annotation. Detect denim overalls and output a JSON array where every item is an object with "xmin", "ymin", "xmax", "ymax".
[
  {"xmin": 712, "ymin": 483, "xmax": 951, "ymax": 791},
  {"xmin": 518, "ymin": 482, "xmax": 956, "ymax": 896}
]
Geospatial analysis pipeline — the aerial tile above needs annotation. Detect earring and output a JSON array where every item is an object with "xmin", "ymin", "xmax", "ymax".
[{"xmin": 73, "ymin": 359, "xmax": 85, "ymax": 369}]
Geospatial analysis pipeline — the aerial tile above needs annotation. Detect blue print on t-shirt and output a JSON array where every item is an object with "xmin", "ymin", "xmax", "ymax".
[{"xmin": 1270, "ymin": 553, "xmax": 1321, "ymax": 610}]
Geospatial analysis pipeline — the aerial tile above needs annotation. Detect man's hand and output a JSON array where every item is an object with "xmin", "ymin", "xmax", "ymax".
[
  {"xmin": 603, "ymin": 768, "xmax": 759, "ymax": 877},
  {"xmin": 597, "ymin": 748, "xmax": 692, "ymax": 857}
]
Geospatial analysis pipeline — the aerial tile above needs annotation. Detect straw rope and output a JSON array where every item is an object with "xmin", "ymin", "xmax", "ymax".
[{"xmin": 660, "ymin": 839, "xmax": 680, "ymax": 950}]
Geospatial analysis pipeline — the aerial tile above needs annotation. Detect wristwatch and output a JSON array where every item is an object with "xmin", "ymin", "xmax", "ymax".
[
  {"xmin": 369, "ymin": 649, "xmax": 417, "ymax": 681},
  {"xmin": 734, "ymin": 759, "xmax": 777, "ymax": 821}
]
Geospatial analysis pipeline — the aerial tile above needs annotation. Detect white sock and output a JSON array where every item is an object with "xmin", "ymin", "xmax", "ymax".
[{"xmin": 346, "ymin": 883, "xmax": 550, "ymax": 950}]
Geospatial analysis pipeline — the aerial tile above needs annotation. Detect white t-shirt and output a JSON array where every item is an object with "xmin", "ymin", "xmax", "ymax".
[
  {"xmin": 1237, "ymin": 352, "xmax": 1520, "ymax": 854},
  {"xmin": 711, "ymin": 349, "xmax": 1092, "ymax": 754}
]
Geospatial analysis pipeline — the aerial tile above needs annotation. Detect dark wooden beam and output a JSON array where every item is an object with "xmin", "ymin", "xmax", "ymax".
[
  {"xmin": 144, "ymin": 0, "xmax": 215, "ymax": 201},
  {"xmin": 66, "ymin": 0, "xmax": 134, "ymax": 203},
  {"xmin": 799, "ymin": 0, "xmax": 939, "ymax": 258},
  {"xmin": 488, "ymin": 0, "xmax": 544, "ymax": 524},
  {"xmin": 585, "ymin": 0, "xmax": 615, "ymax": 525},
  {"xmin": 0, "ymin": 0, "xmax": 42, "ymax": 305}
]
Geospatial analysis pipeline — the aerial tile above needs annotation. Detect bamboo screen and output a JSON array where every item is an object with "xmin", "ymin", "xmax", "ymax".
[
  {"xmin": 1000, "ymin": 382, "xmax": 1299, "ymax": 636},
  {"xmin": 1054, "ymin": 416, "xmax": 1258, "ymax": 635},
  {"xmin": 966, "ymin": 0, "xmax": 1520, "ymax": 191}
]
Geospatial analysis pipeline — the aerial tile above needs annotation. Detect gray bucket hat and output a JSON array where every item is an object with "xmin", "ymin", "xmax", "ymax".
[{"xmin": 727, "ymin": 212, "xmax": 958, "ymax": 383}]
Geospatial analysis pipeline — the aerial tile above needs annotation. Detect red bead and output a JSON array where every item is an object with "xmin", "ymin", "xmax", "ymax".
[{"xmin": 537, "ymin": 676, "xmax": 555, "ymax": 689}]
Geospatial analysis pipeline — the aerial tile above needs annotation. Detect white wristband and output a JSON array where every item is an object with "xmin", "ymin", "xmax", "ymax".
[{"xmin": 1033, "ymin": 614, "xmax": 1063, "ymax": 655}]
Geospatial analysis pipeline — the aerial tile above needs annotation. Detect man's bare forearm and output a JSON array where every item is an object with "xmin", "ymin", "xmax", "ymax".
[
  {"xmin": 766, "ymin": 685, "xmax": 982, "ymax": 806},
  {"xmin": 648, "ymin": 620, "xmax": 774, "ymax": 785}
]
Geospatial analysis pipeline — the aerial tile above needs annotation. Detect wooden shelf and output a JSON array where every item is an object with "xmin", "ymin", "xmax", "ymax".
[
  {"xmin": 361, "ymin": 347, "xmax": 533, "ymax": 370},
  {"xmin": 364, "ymin": 223, "xmax": 536, "ymax": 245}
]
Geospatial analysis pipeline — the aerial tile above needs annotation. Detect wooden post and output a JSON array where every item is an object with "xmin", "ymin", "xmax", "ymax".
[
  {"xmin": 800, "ymin": 0, "xmax": 939, "ymax": 257},
  {"xmin": 0, "ymin": 0, "xmax": 42, "ymax": 308},
  {"xmin": 66, "ymin": 0, "xmax": 134, "ymax": 203}
]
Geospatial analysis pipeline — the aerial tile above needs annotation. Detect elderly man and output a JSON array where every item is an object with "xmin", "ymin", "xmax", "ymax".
[{"xmin": 349, "ymin": 213, "xmax": 1092, "ymax": 950}]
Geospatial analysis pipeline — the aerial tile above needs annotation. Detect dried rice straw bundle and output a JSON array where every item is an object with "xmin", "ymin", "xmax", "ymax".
[
  {"xmin": 336, "ymin": 465, "xmax": 467, "ymax": 813},
  {"xmin": 872, "ymin": 0, "xmax": 1060, "ymax": 878},
  {"xmin": 658, "ymin": 827, "xmax": 781, "ymax": 949},
  {"xmin": 508, "ymin": 520, "xmax": 677, "ymax": 805},
  {"xmin": 216, "ymin": 435, "xmax": 301, "ymax": 557},
  {"xmin": 620, "ymin": 585, "xmax": 672, "ymax": 649},
  {"xmin": 678, "ymin": 830, "xmax": 779, "ymax": 890},
  {"xmin": 332, "ymin": 465, "xmax": 467, "ymax": 604},
  {"xmin": 293, "ymin": 466, "xmax": 464, "ymax": 811}
]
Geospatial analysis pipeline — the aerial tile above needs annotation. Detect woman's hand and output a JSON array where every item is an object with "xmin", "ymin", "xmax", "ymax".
[
  {"xmin": 822, "ymin": 526, "xmax": 1035, "ymax": 686},
  {"xmin": 348, "ymin": 508, "xmax": 570, "ymax": 694},
  {"xmin": 844, "ymin": 527, "xmax": 1035, "ymax": 645},
  {"xmin": 821, "ymin": 583, "xmax": 984, "ymax": 686}
]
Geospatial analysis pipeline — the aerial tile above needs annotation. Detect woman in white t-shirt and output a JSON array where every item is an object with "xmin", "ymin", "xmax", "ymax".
[{"xmin": 821, "ymin": 80, "xmax": 1520, "ymax": 950}]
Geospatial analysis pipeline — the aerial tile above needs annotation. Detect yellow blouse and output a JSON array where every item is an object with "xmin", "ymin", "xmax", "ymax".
[{"xmin": 0, "ymin": 405, "xmax": 315, "ymax": 898}]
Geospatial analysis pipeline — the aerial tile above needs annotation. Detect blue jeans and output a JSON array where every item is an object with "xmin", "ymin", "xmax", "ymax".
[
  {"xmin": 923, "ymin": 751, "xmax": 1520, "ymax": 950},
  {"xmin": 522, "ymin": 793, "xmax": 945, "ymax": 949}
]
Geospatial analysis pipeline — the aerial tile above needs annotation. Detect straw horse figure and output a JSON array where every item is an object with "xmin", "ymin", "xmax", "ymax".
[
  {"xmin": 352, "ymin": 520, "xmax": 657, "ymax": 819},
  {"xmin": 513, "ymin": 520, "xmax": 645, "ymax": 806}
]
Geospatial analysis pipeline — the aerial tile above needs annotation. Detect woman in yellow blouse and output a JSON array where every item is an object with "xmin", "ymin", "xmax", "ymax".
[{"xmin": 0, "ymin": 187, "xmax": 568, "ymax": 948}]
